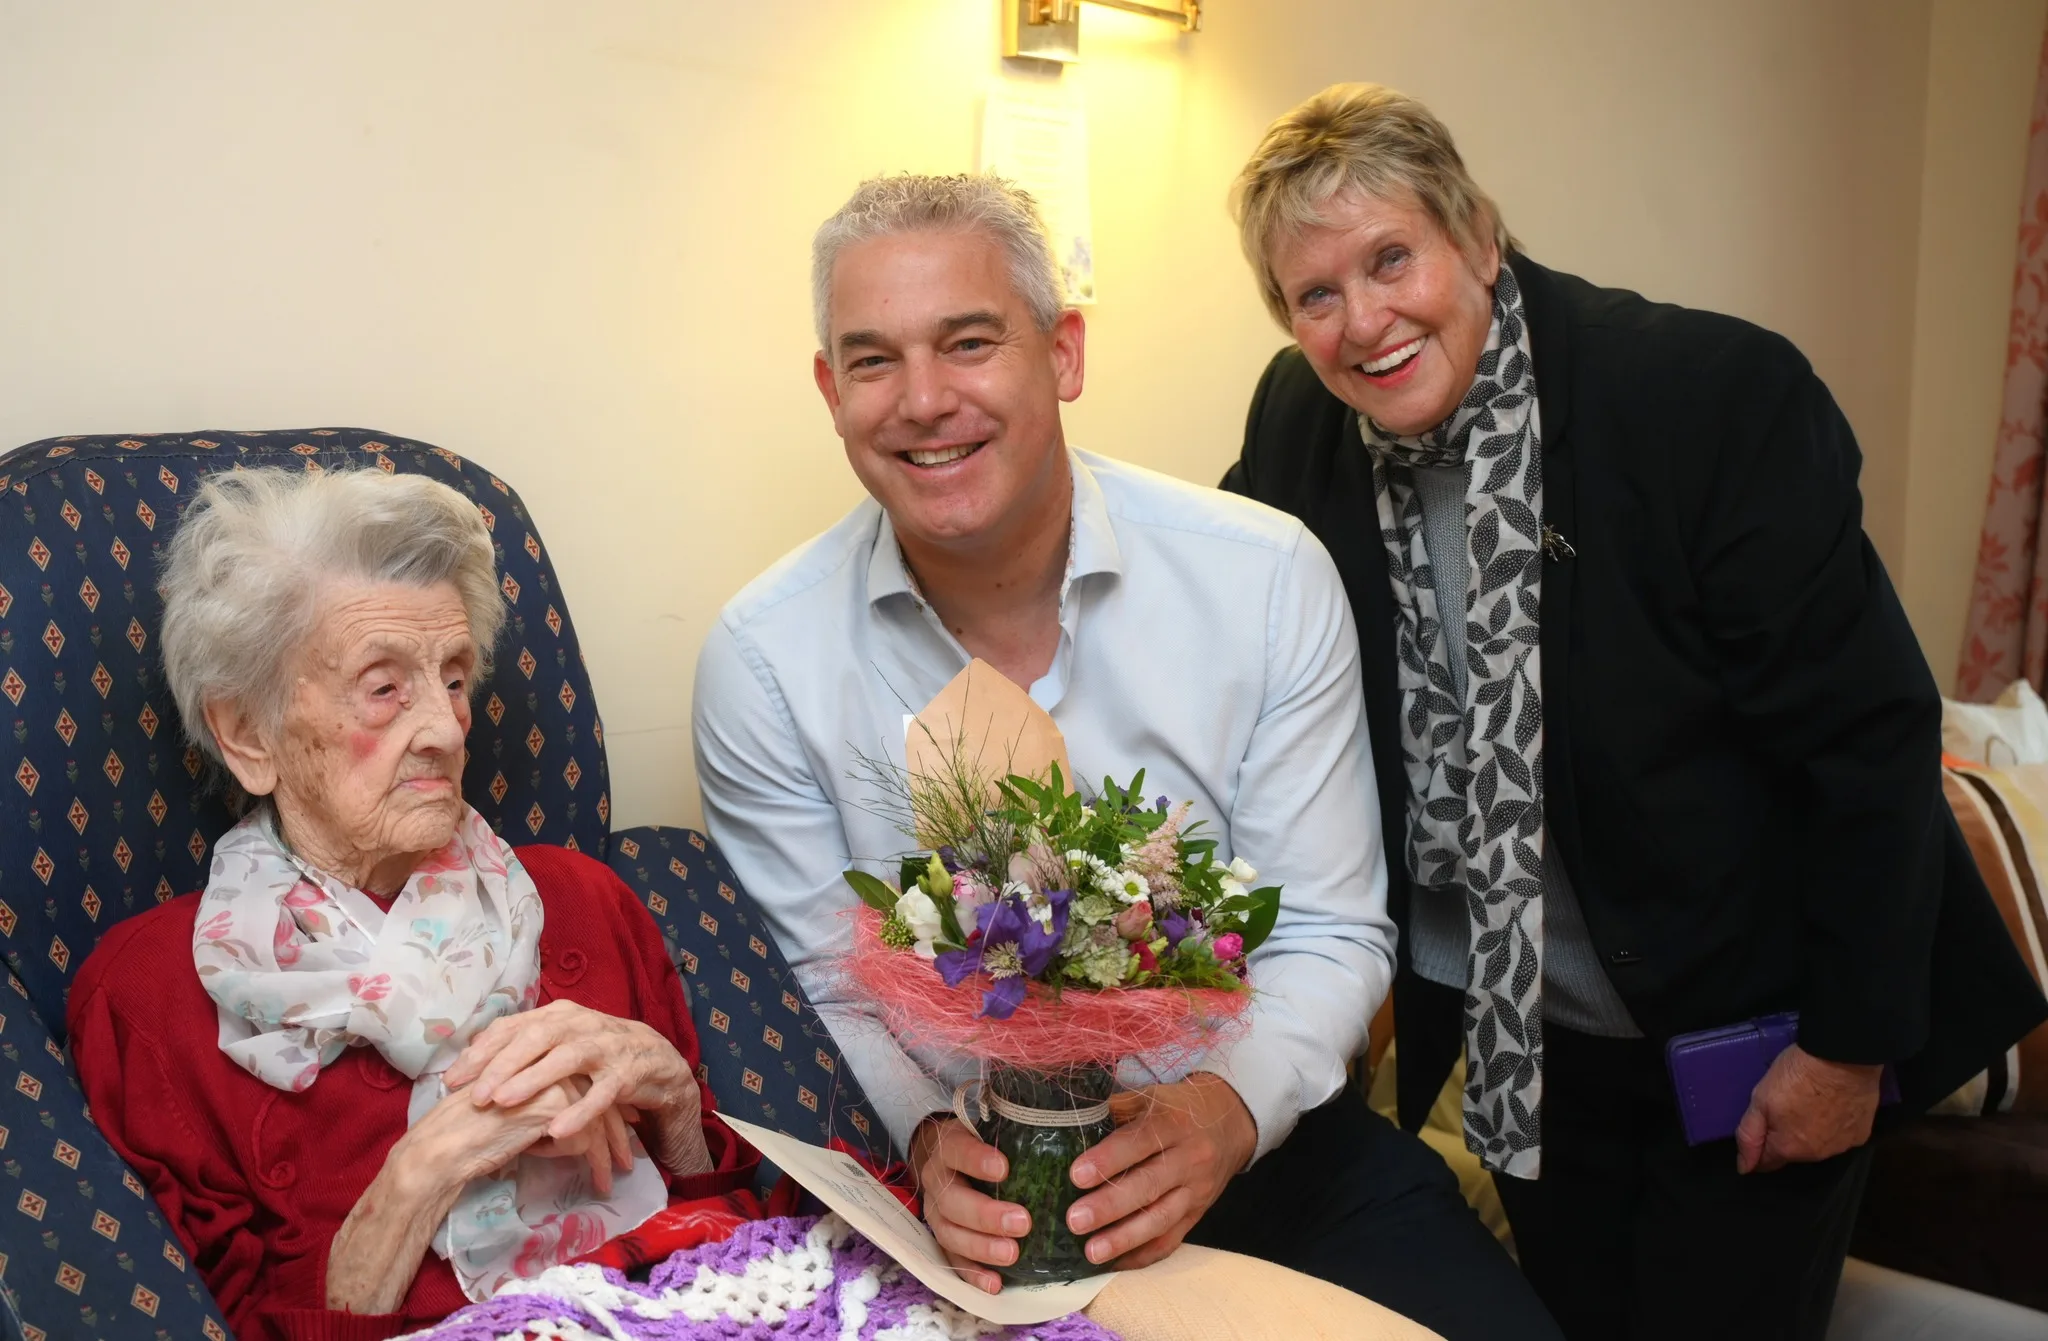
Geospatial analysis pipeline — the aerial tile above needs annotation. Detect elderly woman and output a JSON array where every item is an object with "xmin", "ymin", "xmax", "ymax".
[
  {"xmin": 1223, "ymin": 84, "xmax": 2048, "ymax": 1340},
  {"xmin": 67, "ymin": 468, "xmax": 756, "ymax": 1341}
]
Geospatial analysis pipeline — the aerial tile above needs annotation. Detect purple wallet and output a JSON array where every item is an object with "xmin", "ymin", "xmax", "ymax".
[{"xmin": 1665, "ymin": 1011, "xmax": 1899, "ymax": 1146}]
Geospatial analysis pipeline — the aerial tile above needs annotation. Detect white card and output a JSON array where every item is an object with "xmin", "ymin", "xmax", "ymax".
[{"xmin": 715, "ymin": 1112, "xmax": 1114, "ymax": 1325}]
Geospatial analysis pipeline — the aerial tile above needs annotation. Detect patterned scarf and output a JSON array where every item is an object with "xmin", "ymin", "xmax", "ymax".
[
  {"xmin": 193, "ymin": 805, "xmax": 668, "ymax": 1298},
  {"xmin": 1357, "ymin": 265, "xmax": 1546, "ymax": 1178}
]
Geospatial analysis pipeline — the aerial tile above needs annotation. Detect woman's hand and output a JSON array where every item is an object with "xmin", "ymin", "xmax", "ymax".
[
  {"xmin": 1734, "ymin": 1044, "xmax": 1882, "ymax": 1174},
  {"xmin": 909, "ymin": 1115, "xmax": 1029, "ymax": 1295},
  {"xmin": 325, "ymin": 1077, "xmax": 631, "ymax": 1314},
  {"xmin": 443, "ymin": 1001, "xmax": 711, "ymax": 1177}
]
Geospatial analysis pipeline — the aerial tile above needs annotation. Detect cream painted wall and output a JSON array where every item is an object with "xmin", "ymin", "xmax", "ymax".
[
  {"xmin": 1902, "ymin": 0, "xmax": 2047, "ymax": 691},
  {"xmin": 0, "ymin": 1, "xmax": 1968, "ymax": 827}
]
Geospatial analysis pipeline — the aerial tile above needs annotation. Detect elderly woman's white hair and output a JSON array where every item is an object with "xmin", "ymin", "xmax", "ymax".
[
  {"xmin": 159, "ymin": 466, "xmax": 505, "ymax": 762},
  {"xmin": 810, "ymin": 173, "xmax": 1067, "ymax": 349}
]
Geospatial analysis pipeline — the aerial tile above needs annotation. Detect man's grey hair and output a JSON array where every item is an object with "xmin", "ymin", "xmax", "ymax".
[
  {"xmin": 159, "ymin": 466, "xmax": 505, "ymax": 761},
  {"xmin": 811, "ymin": 173, "xmax": 1067, "ymax": 350}
]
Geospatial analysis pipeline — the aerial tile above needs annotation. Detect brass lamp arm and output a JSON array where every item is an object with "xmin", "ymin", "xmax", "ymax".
[{"xmin": 1028, "ymin": 0, "xmax": 1201, "ymax": 33}]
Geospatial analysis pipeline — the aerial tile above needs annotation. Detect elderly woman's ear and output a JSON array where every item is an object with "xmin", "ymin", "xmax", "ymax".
[{"xmin": 203, "ymin": 698, "xmax": 280, "ymax": 797}]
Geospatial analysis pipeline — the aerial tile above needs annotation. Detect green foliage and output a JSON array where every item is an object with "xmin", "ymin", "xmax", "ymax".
[
  {"xmin": 842, "ymin": 869, "xmax": 899, "ymax": 914},
  {"xmin": 846, "ymin": 745, "xmax": 1280, "ymax": 996}
]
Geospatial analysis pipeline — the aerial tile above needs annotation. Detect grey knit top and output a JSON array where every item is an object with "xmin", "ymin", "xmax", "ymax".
[{"xmin": 1404, "ymin": 462, "xmax": 1640, "ymax": 1038}]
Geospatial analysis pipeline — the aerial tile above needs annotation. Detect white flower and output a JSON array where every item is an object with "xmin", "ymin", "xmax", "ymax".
[
  {"xmin": 1218, "ymin": 857, "xmax": 1258, "ymax": 902},
  {"xmin": 895, "ymin": 889, "xmax": 943, "ymax": 956},
  {"xmin": 1112, "ymin": 868, "xmax": 1150, "ymax": 904},
  {"xmin": 1008, "ymin": 881, "xmax": 1058, "ymax": 933}
]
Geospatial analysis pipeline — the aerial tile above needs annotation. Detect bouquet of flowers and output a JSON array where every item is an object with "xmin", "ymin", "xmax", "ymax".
[
  {"xmin": 838, "ymin": 662, "xmax": 1281, "ymax": 1284},
  {"xmin": 843, "ymin": 765, "xmax": 1279, "ymax": 1025}
]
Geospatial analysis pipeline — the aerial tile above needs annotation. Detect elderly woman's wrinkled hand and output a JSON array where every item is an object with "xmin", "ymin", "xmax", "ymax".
[
  {"xmin": 413, "ymin": 1074, "xmax": 635, "ymax": 1196},
  {"xmin": 444, "ymin": 1000, "xmax": 711, "ymax": 1177}
]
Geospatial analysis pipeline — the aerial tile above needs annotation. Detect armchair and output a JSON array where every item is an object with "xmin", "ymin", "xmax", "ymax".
[{"xmin": 0, "ymin": 429, "xmax": 886, "ymax": 1341}]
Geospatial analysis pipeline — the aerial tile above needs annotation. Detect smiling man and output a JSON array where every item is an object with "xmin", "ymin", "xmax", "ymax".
[{"xmin": 689, "ymin": 175, "xmax": 1561, "ymax": 1339}]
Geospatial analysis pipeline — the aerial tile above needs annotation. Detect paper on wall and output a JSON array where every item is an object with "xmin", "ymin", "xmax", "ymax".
[
  {"xmin": 716, "ymin": 1112, "xmax": 1114, "ymax": 1325},
  {"xmin": 981, "ymin": 82, "xmax": 1096, "ymax": 304}
]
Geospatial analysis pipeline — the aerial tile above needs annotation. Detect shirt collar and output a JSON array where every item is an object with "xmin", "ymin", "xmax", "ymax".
[{"xmin": 865, "ymin": 449, "xmax": 1124, "ymax": 612}]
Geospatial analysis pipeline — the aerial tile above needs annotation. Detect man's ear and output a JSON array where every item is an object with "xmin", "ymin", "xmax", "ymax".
[
  {"xmin": 814, "ymin": 351, "xmax": 843, "ymax": 416},
  {"xmin": 1051, "ymin": 308, "xmax": 1086, "ymax": 404},
  {"xmin": 204, "ymin": 698, "xmax": 279, "ymax": 797}
]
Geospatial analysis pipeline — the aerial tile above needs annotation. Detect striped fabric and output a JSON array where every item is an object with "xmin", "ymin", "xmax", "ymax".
[{"xmin": 1936, "ymin": 765, "xmax": 2048, "ymax": 1114}]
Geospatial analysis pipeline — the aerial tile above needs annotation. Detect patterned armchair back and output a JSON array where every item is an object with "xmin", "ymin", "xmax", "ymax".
[{"xmin": 0, "ymin": 429, "xmax": 612, "ymax": 1038}]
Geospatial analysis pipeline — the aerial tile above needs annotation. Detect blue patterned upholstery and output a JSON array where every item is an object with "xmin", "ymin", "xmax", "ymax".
[
  {"xmin": 605, "ymin": 825, "xmax": 894, "ymax": 1170},
  {"xmin": 0, "ymin": 429, "xmax": 610, "ymax": 1039},
  {"xmin": 0, "ymin": 428, "xmax": 882, "ymax": 1339},
  {"xmin": 0, "ymin": 978, "xmax": 229, "ymax": 1341}
]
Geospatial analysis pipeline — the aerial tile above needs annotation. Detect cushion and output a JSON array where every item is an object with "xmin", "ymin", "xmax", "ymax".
[
  {"xmin": 605, "ymin": 825, "xmax": 894, "ymax": 1170},
  {"xmin": 1085, "ymin": 1243, "xmax": 1445, "ymax": 1341},
  {"xmin": 1943, "ymin": 679, "xmax": 2048, "ymax": 766},
  {"xmin": 1937, "ymin": 767, "xmax": 2048, "ymax": 1114},
  {"xmin": 0, "ymin": 972, "xmax": 229, "ymax": 1341}
]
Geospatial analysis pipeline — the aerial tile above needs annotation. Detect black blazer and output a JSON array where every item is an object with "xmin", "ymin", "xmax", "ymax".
[{"xmin": 1224, "ymin": 253, "xmax": 2048, "ymax": 1129}]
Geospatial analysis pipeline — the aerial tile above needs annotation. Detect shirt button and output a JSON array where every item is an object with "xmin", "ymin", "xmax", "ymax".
[{"xmin": 1607, "ymin": 949, "xmax": 1642, "ymax": 966}]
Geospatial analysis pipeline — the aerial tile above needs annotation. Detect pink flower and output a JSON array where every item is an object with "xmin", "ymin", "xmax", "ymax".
[
  {"xmin": 273, "ymin": 916, "xmax": 302, "ymax": 967},
  {"xmin": 1113, "ymin": 900, "xmax": 1153, "ymax": 940},
  {"xmin": 951, "ymin": 871, "xmax": 994, "ymax": 918},
  {"xmin": 282, "ymin": 881, "xmax": 325, "ymax": 909},
  {"xmin": 1008, "ymin": 843, "xmax": 1066, "ymax": 891},
  {"xmin": 1212, "ymin": 933, "xmax": 1244, "ymax": 962},
  {"xmin": 196, "ymin": 910, "xmax": 235, "ymax": 941},
  {"xmin": 347, "ymin": 973, "xmax": 393, "ymax": 1003},
  {"xmin": 512, "ymin": 1212, "xmax": 607, "ymax": 1279}
]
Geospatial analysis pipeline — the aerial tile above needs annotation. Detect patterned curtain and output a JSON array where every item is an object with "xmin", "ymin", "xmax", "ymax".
[{"xmin": 1960, "ymin": 25, "xmax": 2048, "ymax": 700}]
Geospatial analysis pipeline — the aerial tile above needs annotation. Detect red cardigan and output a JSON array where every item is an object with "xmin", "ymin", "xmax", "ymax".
[{"xmin": 68, "ymin": 844, "xmax": 759, "ymax": 1341}]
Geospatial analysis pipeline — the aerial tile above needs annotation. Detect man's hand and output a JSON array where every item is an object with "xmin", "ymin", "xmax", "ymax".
[
  {"xmin": 910, "ymin": 1116, "xmax": 1029, "ymax": 1294},
  {"xmin": 1734, "ymin": 1043, "xmax": 1882, "ymax": 1174},
  {"xmin": 1065, "ymin": 1072, "xmax": 1255, "ymax": 1270}
]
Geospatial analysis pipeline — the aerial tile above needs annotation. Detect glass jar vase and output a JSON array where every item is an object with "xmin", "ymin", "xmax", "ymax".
[{"xmin": 968, "ymin": 1061, "xmax": 1117, "ymax": 1285}]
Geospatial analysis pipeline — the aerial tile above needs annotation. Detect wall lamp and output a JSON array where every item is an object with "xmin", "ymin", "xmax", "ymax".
[{"xmin": 1002, "ymin": 0, "xmax": 1202, "ymax": 63}]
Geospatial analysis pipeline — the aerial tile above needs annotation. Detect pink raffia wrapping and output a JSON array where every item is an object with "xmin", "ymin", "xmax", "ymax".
[{"xmin": 841, "ymin": 906, "xmax": 1252, "ymax": 1070}]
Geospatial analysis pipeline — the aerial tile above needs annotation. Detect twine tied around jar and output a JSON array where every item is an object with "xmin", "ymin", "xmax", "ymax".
[{"xmin": 953, "ymin": 1076, "xmax": 1113, "ymax": 1131}]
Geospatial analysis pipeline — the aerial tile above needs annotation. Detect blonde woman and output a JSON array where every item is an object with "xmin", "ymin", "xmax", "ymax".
[{"xmin": 1224, "ymin": 83, "xmax": 2047, "ymax": 1340}]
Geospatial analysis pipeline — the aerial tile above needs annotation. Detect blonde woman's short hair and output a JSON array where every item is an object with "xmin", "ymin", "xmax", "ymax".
[{"xmin": 1232, "ymin": 83, "xmax": 1516, "ymax": 328}]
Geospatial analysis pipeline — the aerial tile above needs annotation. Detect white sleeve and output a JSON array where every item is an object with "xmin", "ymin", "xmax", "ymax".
[
  {"xmin": 691, "ymin": 619, "xmax": 951, "ymax": 1152},
  {"xmin": 1204, "ymin": 528, "xmax": 1396, "ymax": 1161}
]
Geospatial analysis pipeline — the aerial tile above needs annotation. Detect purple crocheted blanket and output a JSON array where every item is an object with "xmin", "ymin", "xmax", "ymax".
[{"xmin": 397, "ymin": 1214, "xmax": 1119, "ymax": 1341}]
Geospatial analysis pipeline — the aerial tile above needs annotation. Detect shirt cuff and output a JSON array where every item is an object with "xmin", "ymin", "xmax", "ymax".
[
  {"xmin": 873, "ymin": 1076, "xmax": 957, "ymax": 1156},
  {"xmin": 1202, "ymin": 1029, "xmax": 1301, "ymax": 1163}
]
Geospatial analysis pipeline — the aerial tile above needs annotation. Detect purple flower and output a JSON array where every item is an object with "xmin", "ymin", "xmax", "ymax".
[
  {"xmin": 1160, "ymin": 910, "xmax": 1192, "ymax": 950},
  {"xmin": 936, "ymin": 846, "xmax": 964, "ymax": 874},
  {"xmin": 933, "ymin": 886, "xmax": 1072, "ymax": 1019}
]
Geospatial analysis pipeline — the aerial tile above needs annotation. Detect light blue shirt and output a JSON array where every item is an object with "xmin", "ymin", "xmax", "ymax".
[{"xmin": 692, "ymin": 450, "xmax": 1395, "ymax": 1160}]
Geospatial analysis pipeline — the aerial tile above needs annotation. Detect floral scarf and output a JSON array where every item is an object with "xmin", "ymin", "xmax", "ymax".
[
  {"xmin": 193, "ymin": 805, "xmax": 667, "ymax": 1298},
  {"xmin": 1357, "ymin": 264, "xmax": 1546, "ymax": 1178}
]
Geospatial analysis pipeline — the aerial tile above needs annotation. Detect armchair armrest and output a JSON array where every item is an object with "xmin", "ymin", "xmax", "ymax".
[{"xmin": 605, "ymin": 825, "xmax": 894, "ymax": 1183}]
